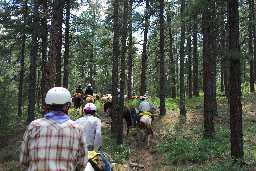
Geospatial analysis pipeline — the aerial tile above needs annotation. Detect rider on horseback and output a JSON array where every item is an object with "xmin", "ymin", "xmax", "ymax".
[
  {"xmin": 76, "ymin": 103, "xmax": 111, "ymax": 171},
  {"xmin": 138, "ymin": 95, "xmax": 154, "ymax": 134},
  {"xmin": 85, "ymin": 83, "xmax": 94, "ymax": 96},
  {"xmin": 76, "ymin": 103, "xmax": 101, "ymax": 151},
  {"xmin": 76, "ymin": 84, "xmax": 84, "ymax": 94}
]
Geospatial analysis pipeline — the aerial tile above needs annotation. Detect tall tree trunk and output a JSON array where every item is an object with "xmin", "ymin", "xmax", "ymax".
[
  {"xmin": 203, "ymin": 1, "xmax": 216, "ymax": 137},
  {"xmin": 227, "ymin": 0, "xmax": 244, "ymax": 160},
  {"xmin": 167, "ymin": 4, "xmax": 176, "ymax": 99},
  {"xmin": 251, "ymin": 0, "xmax": 256, "ymax": 85},
  {"xmin": 179, "ymin": 0, "xmax": 186, "ymax": 116},
  {"xmin": 111, "ymin": 0, "xmax": 122, "ymax": 144},
  {"xmin": 28, "ymin": 0, "xmax": 39, "ymax": 123},
  {"xmin": 63, "ymin": 0, "xmax": 70, "ymax": 88},
  {"xmin": 221, "ymin": 63, "xmax": 224, "ymax": 92},
  {"xmin": 187, "ymin": 20, "xmax": 192, "ymax": 98},
  {"xmin": 159, "ymin": 0, "xmax": 166, "ymax": 116},
  {"xmin": 192, "ymin": 14, "xmax": 199, "ymax": 96},
  {"xmin": 119, "ymin": 0, "xmax": 129, "ymax": 144},
  {"xmin": 127, "ymin": 0, "xmax": 133, "ymax": 98},
  {"xmin": 90, "ymin": 1, "xmax": 97, "ymax": 86},
  {"xmin": 175, "ymin": 41, "xmax": 179, "ymax": 95},
  {"xmin": 140, "ymin": 0, "xmax": 150, "ymax": 96},
  {"xmin": 218, "ymin": 1, "xmax": 226, "ymax": 94},
  {"xmin": 249, "ymin": 21, "xmax": 254, "ymax": 92},
  {"xmin": 49, "ymin": 0, "xmax": 65, "ymax": 87},
  {"xmin": 224, "ymin": 24, "xmax": 230, "ymax": 98},
  {"xmin": 249, "ymin": 0, "xmax": 255, "ymax": 92},
  {"xmin": 41, "ymin": 0, "xmax": 48, "ymax": 113},
  {"xmin": 18, "ymin": 0, "xmax": 28, "ymax": 117}
]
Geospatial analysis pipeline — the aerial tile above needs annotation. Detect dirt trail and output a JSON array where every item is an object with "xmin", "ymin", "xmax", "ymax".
[
  {"xmin": 122, "ymin": 111, "xmax": 179, "ymax": 171},
  {"xmin": 122, "ymin": 106, "xmax": 207, "ymax": 171}
]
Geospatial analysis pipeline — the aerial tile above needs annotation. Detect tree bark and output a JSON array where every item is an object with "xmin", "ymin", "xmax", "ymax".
[
  {"xmin": 49, "ymin": 0, "xmax": 65, "ymax": 87},
  {"xmin": 179, "ymin": 0, "xmax": 186, "ymax": 116},
  {"xmin": 127, "ymin": 0, "xmax": 133, "ymax": 98},
  {"xmin": 192, "ymin": 14, "xmax": 199, "ymax": 96},
  {"xmin": 224, "ymin": 25, "xmax": 230, "ymax": 98},
  {"xmin": 159, "ymin": 0, "xmax": 166, "ymax": 116},
  {"xmin": 140, "ymin": 0, "xmax": 150, "ymax": 96},
  {"xmin": 28, "ymin": 0, "xmax": 39, "ymax": 123},
  {"xmin": 203, "ymin": 1, "xmax": 217, "ymax": 138},
  {"xmin": 217, "ymin": 1, "xmax": 226, "ymax": 94},
  {"xmin": 18, "ymin": 0, "xmax": 28, "ymax": 117},
  {"xmin": 111, "ymin": 0, "xmax": 122, "ymax": 144},
  {"xmin": 167, "ymin": 4, "xmax": 176, "ymax": 99},
  {"xmin": 187, "ymin": 20, "xmax": 192, "ymax": 98},
  {"xmin": 221, "ymin": 62, "xmax": 224, "ymax": 92},
  {"xmin": 119, "ymin": 0, "xmax": 129, "ymax": 144},
  {"xmin": 249, "ymin": 0, "xmax": 255, "ymax": 92},
  {"xmin": 227, "ymin": 0, "xmax": 244, "ymax": 160},
  {"xmin": 63, "ymin": 0, "xmax": 71, "ymax": 88},
  {"xmin": 40, "ymin": 0, "xmax": 49, "ymax": 113}
]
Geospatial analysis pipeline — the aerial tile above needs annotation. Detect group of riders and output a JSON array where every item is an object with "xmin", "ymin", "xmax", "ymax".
[
  {"xmin": 73, "ymin": 84, "xmax": 94, "ymax": 109},
  {"xmin": 20, "ymin": 84, "xmax": 155, "ymax": 171}
]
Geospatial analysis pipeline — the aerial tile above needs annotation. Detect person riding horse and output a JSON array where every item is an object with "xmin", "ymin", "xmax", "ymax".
[
  {"xmin": 138, "ymin": 95, "xmax": 154, "ymax": 146},
  {"xmin": 85, "ymin": 83, "xmax": 94, "ymax": 96},
  {"xmin": 76, "ymin": 84, "xmax": 84, "ymax": 94},
  {"xmin": 72, "ymin": 84, "xmax": 84, "ymax": 109}
]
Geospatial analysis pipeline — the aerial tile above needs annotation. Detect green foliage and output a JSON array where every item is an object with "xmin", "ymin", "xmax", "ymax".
[
  {"xmin": 102, "ymin": 129, "xmax": 133, "ymax": 163},
  {"xmin": 244, "ymin": 120, "xmax": 256, "ymax": 166},
  {"xmin": 68, "ymin": 108, "xmax": 83, "ymax": 120},
  {"xmin": 165, "ymin": 98, "xmax": 179, "ymax": 111},
  {"xmin": 241, "ymin": 82, "xmax": 250, "ymax": 96},
  {"xmin": 202, "ymin": 161, "xmax": 247, "ymax": 171},
  {"xmin": 186, "ymin": 95, "xmax": 203, "ymax": 109},
  {"xmin": 156, "ymin": 127, "xmax": 230, "ymax": 165},
  {"xmin": 125, "ymin": 99, "xmax": 139, "ymax": 109},
  {"xmin": 0, "ymin": 61, "xmax": 19, "ymax": 134}
]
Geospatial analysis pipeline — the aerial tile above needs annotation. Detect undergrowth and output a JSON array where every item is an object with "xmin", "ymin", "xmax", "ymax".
[
  {"xmin": 156, "ymin": 126, "xmax": 230, "ymax": 165},
  {"xmin": 102, "ymin": 129, "xmax": 134, "ymax": 164}
]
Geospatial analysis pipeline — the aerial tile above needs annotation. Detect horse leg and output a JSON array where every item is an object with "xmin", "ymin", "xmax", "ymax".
[
  {"xmin": 122, "ymin": 118, "xmax": 128, "ymax": 136},
  {"xmin": 147, "ymin": 134, "xmax": 152, "ymax": 147}
]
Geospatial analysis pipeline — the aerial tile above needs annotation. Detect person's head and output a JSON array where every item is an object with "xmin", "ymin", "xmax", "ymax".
[
  {"xmin": 78, "ymin": 84, "xmax": 82, "ymax": 89},
  {"xmin": 84, "ymin": 103, "xmax": 96, "ymax": 115},
  {"xmin": 45, "ymin": 87, "xmax": 72, "ymax": 113},
  {"xmin": 140, "ymin": 95, "xmax": 147, "ymax": 101},
  {"xmin": 86, "ymin": 95, "xmax": 95, "ymax": 103}
]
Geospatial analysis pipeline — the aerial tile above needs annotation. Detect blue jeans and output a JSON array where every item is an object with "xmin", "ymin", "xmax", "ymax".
[
  {"xmin": 130, "ymin": 110, "xmax": 139, "ymax": 125},
  {"xmin": 100, "ymin": 151, "xmax": 112, "ymax": 171}
]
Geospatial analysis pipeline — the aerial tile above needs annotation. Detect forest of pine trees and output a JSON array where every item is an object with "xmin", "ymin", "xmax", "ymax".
[{"xmin": 0, "ymin": 0, "xmax": 256, "ymax": 170}]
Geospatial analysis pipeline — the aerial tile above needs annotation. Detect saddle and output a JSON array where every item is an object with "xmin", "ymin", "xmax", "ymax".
[
  {"xmin": 88, "ymin": 151, "xmax": 104, "ymax": 171},
  {"xmin": 138, "ymin": 111, "xmax": 153, "ymax": 135}
]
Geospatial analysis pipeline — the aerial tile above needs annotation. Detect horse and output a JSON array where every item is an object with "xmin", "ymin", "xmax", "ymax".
[
  {"xmin": 72, "ymin": 93, "xmax": 84, "ymax": 109},
  {"xmin": 103, "ymin": 101, "xmax": 133, "ymax": 136},
  {"xmin": 137, "ymin": 113, "xmax": 154, "ymax": 147}
]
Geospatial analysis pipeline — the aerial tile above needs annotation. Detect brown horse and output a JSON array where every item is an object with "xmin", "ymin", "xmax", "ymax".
[
  {"xmin": 72, "ymin": 93, "xmax": 84, "ymax": 109},
  {"xmin": 103, "ymin": 101, "xmax": 133, "ymax": 135}
]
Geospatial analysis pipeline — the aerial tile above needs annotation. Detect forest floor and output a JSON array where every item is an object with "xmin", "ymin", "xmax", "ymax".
[{"xmin": 0, "ymin": 94, "xmax": 256, "ymax": 171}]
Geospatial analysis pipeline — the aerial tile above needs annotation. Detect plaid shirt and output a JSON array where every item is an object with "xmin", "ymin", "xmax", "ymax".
[{"xmin": 20, "ymin": 118, "xmax": 87, "ymax": 171}]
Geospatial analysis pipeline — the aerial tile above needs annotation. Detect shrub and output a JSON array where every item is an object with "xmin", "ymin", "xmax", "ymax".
[{"xmin": 156, "ymin": 127, "xmax": 230, "ymax": 165}]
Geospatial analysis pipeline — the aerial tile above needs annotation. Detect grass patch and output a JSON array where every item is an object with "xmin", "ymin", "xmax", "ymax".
[
  {"xmin": 155, "ymin": 126, "xmax": 230, "ymax": 165},
  {"xmin": 102, "ymin": 129, "xmax": 134, "ymax": 163},
  {"xmin": 186, "ymin": 96, "xmax": 203, "ymax": 109}
]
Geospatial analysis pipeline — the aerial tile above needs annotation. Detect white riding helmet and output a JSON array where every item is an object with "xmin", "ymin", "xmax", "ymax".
[
  {"xmin": 45, "ymin": 87, "xmax": 72, "ymax": 105},
  {"xmin": 140, "ymin": 95, "xmax": 147, "ymax": 100},
  {"xmin": 84, "ymin": 103, "xmax": 96, "ymax": 112}
]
